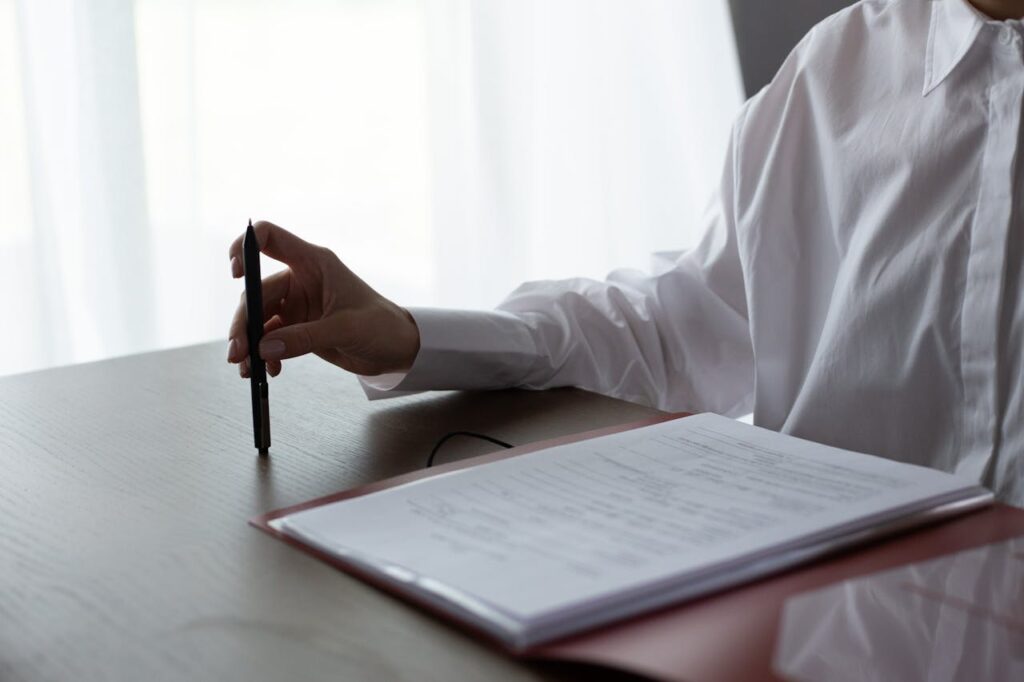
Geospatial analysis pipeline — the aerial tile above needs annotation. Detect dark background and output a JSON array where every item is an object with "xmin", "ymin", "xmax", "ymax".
[{"xmin": 729, "ymin": 0, "xmax": 856, "ymax": 96}]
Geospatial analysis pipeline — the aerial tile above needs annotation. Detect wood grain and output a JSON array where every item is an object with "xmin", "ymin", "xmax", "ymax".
[{"xmin": 0, "ymin": 342, "xmax": 660, "ymax": 682}]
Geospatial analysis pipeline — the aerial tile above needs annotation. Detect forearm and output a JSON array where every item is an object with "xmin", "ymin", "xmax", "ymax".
[
  {"xmin": 497, "ymin": 263, "xmax": 754, "ymax": 413},
  {"xmin": 363, "ymin": 258, "xmax": 754, "ymax": 417}
]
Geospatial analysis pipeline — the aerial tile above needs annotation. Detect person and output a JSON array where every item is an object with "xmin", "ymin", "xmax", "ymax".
[{"xmin": 227, "ymin": 0, "xmax": 1024, "ymax": 505}]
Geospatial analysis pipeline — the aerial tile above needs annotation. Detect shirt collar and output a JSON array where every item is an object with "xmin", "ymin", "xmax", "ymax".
[{"xmin": 923, "ymin": 0, "xmax": 985, "ymax": 96}]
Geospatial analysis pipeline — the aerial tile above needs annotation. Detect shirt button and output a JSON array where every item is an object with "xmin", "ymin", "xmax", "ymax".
[{"xmin": 1000, "ymin": 26, "xmax": 1015, "ymax": 44}]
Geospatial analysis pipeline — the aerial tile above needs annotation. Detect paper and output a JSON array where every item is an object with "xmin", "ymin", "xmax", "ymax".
[{"xmin": 280, "ymin": 414, "xmax": 977, "ymax": 624}]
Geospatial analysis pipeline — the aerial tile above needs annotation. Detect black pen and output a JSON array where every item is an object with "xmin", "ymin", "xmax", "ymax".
[{"xmin": 243, "ymin": 219, "xmax": 271, "ymax": 456}]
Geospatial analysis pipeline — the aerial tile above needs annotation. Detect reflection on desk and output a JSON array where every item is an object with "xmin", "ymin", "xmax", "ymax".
[{"xmin": 774, "ymin": 534, "xmax": 1024, "ymax": 682}]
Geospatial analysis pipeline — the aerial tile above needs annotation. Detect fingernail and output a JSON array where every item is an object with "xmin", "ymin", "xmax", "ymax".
[
  {"xmin": 227, "ymin": 339, "xmax": 237, "ymax": 362},
  {"xmin": 260, "ymin": 339, "xmax": 286, "ymax": 360}
]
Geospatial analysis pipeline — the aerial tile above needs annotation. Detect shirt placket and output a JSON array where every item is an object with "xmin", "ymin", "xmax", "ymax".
[{"xmin": 958, "ymin": 28, "xmax": 1024, "ymax": 482}]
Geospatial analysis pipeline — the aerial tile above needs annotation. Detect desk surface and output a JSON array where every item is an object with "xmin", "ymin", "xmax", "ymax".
[{"xmin": 0, "ymin": 342, "xmax": 660, "ymax": 682}]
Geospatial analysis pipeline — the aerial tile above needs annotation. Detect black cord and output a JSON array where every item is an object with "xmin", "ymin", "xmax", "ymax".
[{"xmin": 426, "ymin": 431, "xmax": 514, "ymax": 468}]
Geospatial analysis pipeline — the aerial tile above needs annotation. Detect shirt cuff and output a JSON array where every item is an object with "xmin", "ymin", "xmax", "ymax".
[
  {"xmin": 358, "ymin": 372, "xmax": 422, "ymax": 400},
  {"xmin": 357, "ymin": 306, "xmax": 538, "ymax": 399}
]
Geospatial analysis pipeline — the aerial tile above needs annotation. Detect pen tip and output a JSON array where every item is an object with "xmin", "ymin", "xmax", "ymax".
[
  {"xmin": 248, "ymin": 218, "xmax": 253, "ymax": 228},
  {"xmin": 258, "ymin": 447, "xmax": 269, "ymax": 457}
]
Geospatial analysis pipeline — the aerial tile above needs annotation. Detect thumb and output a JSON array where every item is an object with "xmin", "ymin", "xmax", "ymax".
[{"xmin": 258, "ymin": 320, "xmax": 332, "ymax": 361}]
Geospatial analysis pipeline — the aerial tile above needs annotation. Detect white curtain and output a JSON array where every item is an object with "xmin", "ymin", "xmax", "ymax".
[{"xmin": 0, "ymin": 0, "xmax": 743, "ymax": 377}]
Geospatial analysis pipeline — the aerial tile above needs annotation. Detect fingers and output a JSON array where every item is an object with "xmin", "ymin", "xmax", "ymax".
[
  {"xmin": 240, "ymin": 357, "xmax": 281, "ymax": 378},
  {"xmin": 258, "ymin": 318, "xmax": 335, "ymax": 361},
  {"xmin": 264, "ymin": 316, "xmax": 285, "ymax": 377},
  {"xmin": 227, "ymin": 270, "xmax": 292, "ymax": 362},
  {"xmin": 239, "ymin": 316, "xmax": 286, "ymax": 378},
  {"xmin": 228, "ymin": 303, "xmax": 250, "ymax": 362},
  {"xmin": 228, "ymin": 220, "xmax": 318, "ymax": 273}
]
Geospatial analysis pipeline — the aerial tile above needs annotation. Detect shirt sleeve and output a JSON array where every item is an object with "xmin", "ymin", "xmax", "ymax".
[
  {"xmin": 358, "ymin": 307, "xmax": 539, "ymax": 398},
  {"xmin": 361, "ymin": 106, "xmax": 755, "ymax": 416}
]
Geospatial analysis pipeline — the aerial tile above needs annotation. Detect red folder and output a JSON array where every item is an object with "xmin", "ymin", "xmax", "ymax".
[{"xmin": 251, "ymin": 415, "xmax": 1024, "ymax": 682}]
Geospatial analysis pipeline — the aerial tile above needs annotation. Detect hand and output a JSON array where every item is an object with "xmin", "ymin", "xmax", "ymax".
[{"xmin": 226, "ymin": 221, "xmax": 420, "ymax": 378}]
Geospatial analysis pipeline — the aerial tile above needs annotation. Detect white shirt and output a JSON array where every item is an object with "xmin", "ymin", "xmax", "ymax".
[{"xmin": 365, "ymin": 0, "xmax": 1024, "ymax": 506}]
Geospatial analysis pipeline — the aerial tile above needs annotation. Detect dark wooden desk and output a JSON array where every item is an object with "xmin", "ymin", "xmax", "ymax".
[{"xmin": 0, "ymin": 342, "xmax": 660, "ymax": 681}]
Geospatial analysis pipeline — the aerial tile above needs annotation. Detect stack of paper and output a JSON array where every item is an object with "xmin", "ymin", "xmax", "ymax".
[{"xmin": 273, "ymin": 414, "xmax": 991, "ymax": 650}]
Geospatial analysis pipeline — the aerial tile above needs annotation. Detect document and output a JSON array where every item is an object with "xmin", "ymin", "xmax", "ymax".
[{"xmin": 275, "ymin": 414, "xmax": 991, "ymax": 649}]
